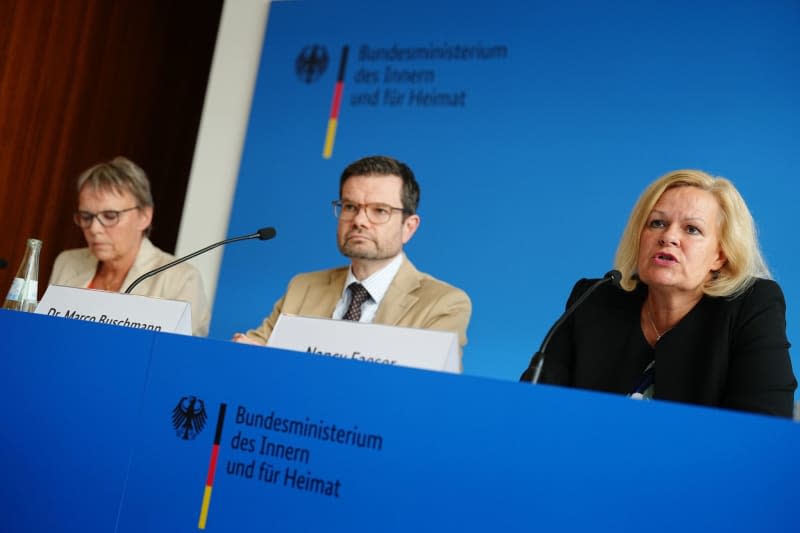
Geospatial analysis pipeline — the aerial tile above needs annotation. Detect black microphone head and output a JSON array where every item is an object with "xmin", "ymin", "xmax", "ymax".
[
  {"xmin": 0, "ymin": 258, "xmax": 7, "ymax": 269},
  {"xmin": 605, "ymin": 269, "xmax": 622, "ymax": 286},
  {"xmin": 257, "ymin": 227, "xmax": 277, "ymax": 240}
]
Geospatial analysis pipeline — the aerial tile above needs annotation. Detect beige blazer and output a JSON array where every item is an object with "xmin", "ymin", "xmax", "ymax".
[
  {"xmin": 246, "ymin": 256, "xmax": 471, "ymax": 360},
  {"xmin": 49, "ymin": 238, "xmax": 210, "ymax": 336}
]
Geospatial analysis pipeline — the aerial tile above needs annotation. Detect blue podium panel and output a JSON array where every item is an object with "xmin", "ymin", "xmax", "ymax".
[
  {"xmin": 2, "ymin": 310, "xmax": 798, "ymax": 532},
  {"xmin": 114, "ymin": 331, "xmax": 800, "ymax": 532},
  {"xmin": 0, "ymin": 310, "xmax": 155, "ymax": 532}
]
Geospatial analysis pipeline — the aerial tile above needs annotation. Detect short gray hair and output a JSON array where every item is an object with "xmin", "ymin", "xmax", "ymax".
[{"xmin": 77, "ymin": 156, "xmax": 154, "ymax": 236}]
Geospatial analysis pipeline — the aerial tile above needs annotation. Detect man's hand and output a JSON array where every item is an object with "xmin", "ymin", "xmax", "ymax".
[{"xmin": 232, "ymin": 332, "xmax": 264, "ymax": 346}]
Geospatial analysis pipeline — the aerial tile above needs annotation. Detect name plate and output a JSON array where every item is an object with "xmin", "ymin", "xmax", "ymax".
[
  {"xmin": 267, "ymin": 315, "xmax": 461, "ymax": 374},
  {"xmin": 35, "ymin": 284, "xmax": 192, "ymax": 335},
  {"xmin": 266, "ymin": 314, "xmax": 460, "ymax": 373}
]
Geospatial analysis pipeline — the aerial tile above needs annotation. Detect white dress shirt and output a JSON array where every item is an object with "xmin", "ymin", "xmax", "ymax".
[{"xmin": 331, "ymin": 253, "xmax": 405, "ymax": 323}]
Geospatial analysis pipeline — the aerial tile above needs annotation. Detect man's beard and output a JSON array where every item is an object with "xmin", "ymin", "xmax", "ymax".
[{"xmin": 338, "ymin": 235, "xmax": 397, "ymax": 261}]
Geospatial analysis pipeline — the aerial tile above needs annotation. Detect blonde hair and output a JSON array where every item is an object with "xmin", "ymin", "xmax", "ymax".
[{"xmin": 614, "ymin": 169, "xmax": 770, "ymax": 297}]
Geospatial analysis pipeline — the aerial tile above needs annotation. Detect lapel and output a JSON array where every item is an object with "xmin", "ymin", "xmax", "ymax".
[
  {"xmin": 374, "ymin": 256, "xmax": 420, "ymax": 326},
  {"xmin": 61, "ymin": 249, "xmax": 99, "ymax": 288},
  {"xmin": 120, "ymin": 238, "xmax": 157, "ymax": 293},
  {"xmin": 299, "ymin": 267, "xmax": 349, "ymax": 317}
]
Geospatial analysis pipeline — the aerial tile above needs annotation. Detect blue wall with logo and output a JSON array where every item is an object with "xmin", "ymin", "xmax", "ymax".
[{"xmin": 212, "ymin": 0, "xmax": 799, "ymax": 382}]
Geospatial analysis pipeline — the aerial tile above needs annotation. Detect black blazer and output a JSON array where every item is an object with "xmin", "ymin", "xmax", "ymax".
[{"xmin": 535, "ymin": 278, "xmax": 796, "ymax": 417}]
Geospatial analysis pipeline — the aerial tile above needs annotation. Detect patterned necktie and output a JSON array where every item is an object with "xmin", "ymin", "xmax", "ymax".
[{"xmin": 343, "ymin": 282, "xmax": 371, "ymax": 322}]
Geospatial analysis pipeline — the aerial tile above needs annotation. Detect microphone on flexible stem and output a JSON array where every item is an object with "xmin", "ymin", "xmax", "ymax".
[
  {"xmin": 124, "ymin": 227, "xmax": 277, "ymax": 294},
  {"xmin": 521, "ymin": 269, "xmax": 621, "ymax": 384}
]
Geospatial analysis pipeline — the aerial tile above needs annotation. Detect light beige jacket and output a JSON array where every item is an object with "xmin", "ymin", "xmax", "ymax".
[
  {"xmin": 246, "ymin": 256, "xmax": 471, "ymax": 363},
  {"xmin": 49, "ymin": 238, "xmax": 210, "ymax": 336}
]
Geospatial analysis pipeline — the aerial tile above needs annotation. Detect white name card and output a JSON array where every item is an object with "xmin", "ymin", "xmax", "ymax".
[
  {"xmin": 267, "ymin": 314, "xmax": 460, "ymax": 373},
  {"xmin": 35, "ymin": 285, "xmax": 192, "ymax": 335}
]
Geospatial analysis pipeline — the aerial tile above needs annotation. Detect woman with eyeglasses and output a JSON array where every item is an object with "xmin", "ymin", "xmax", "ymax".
[{"xmin": 49, "ymin": 156, "xmax": 210, "ymax": 336}]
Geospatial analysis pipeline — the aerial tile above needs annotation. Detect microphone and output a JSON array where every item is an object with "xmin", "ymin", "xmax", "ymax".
[
  {"xmin": 0, "ymin": 258, "xmax": 7, "ymax": 269},
  {"xmin": 521, "ymin": 269, "xmax": 621, "ymax": 384},
  {"xmin": 124, "ymin": 227, "xmax": 276, "ymax": 294}
]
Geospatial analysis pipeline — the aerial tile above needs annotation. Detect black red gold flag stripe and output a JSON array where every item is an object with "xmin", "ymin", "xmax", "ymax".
[
  {"xmin": 198, "ymin": 402, "xmax": 227, "ymax": 529},
  {"xmin": 323, "ymin": 46, "xmax": 350, "ymax": 159}
]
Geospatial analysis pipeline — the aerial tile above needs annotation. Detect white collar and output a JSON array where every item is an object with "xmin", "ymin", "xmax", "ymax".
[{"xmin": 342, "ymin": 253, "xmax": 405, "ymax": 305}]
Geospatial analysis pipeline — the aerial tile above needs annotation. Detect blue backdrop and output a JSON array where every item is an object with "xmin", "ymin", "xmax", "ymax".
[{"xmin": 212, "ymin": 0, "xmax": 799, "ymax": 382}]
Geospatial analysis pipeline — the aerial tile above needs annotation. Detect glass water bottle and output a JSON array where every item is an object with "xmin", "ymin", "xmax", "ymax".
[{"xmin": 3, "ymin": 238, "xmax": 42, "ymax": 312}]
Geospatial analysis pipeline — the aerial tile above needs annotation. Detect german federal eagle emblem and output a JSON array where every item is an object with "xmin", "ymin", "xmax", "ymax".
[{"xmin": 172, "ymin": 396, "xmax": 208, "ymax": 440}]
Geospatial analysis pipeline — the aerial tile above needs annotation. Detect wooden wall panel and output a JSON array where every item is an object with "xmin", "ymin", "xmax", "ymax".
[{"xmin": 0, "ymin": 0, "xmax": 222, "ymax": 297}]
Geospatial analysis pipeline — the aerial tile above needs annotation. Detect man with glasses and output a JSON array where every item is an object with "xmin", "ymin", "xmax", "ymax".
[
  {"xmin": 234, "ymin": 155, "xmax": 471, "ymax": 362},
  {"xmin": 49, "ymin": 156, "xmax": 210, "ymax": 336}
]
